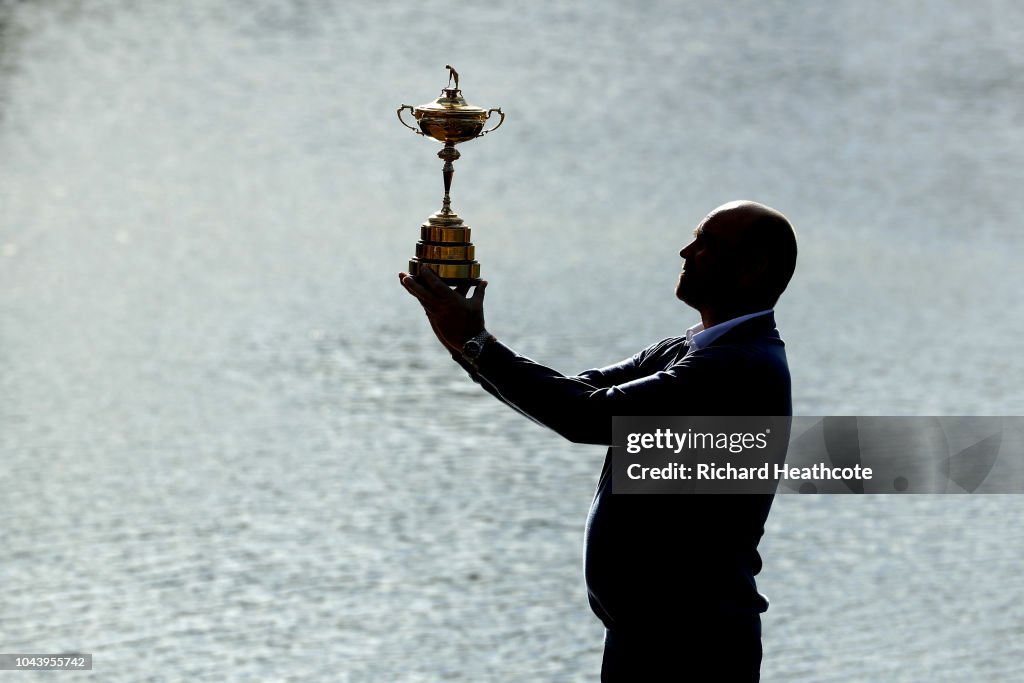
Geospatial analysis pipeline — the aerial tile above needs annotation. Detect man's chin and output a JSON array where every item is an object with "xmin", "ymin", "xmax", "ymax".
[
  {"xmin": 675, "ymin": 280, "xmax": 700, "ymax": 308},
  {"xmin": 675, "ymin": 283, "xmax": 692, "ymax": 305}
]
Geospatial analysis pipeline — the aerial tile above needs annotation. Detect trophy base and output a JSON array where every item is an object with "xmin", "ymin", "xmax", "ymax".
[
  {"xmin": 409, "ymin": 208, "xmax": 481, "ymax": 286},
  {"xmin": 408, "ymin": 260, "xmax": 481, "ymax": 285}
]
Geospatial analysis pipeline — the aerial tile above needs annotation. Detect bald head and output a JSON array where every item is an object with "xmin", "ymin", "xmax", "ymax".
[{"xmin": 676, "ymin": 201, "xmax": 797, "ymax": 320}]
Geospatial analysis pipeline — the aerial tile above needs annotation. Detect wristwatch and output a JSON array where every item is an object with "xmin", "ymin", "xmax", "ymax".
[{"xmin": 462, "ymin": 330, "xmax": 494, "ymax": 367}]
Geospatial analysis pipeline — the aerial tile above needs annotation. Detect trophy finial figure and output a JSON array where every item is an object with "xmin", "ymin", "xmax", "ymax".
[{"xmin": 445, "ymin": 64, "xmax": 460, "ymax": 91}]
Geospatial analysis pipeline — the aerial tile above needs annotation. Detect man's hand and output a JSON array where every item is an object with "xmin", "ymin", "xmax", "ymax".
[{"xmin": 398, "ymin": 266, "xmax": 488, "ymax": 354}]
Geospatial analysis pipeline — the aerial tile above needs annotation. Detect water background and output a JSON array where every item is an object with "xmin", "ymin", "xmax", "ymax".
[{"xmin": 2, "ymin": 1, "xmax": 1023, "ymax": 680}]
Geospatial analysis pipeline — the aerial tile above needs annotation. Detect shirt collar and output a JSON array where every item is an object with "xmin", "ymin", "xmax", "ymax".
[{"xmin": 685, "ymin": 309, "xmax": 774, "ymax": 354}]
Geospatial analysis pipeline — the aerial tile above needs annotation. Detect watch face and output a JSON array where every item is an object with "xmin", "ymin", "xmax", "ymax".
[{"xmin": 464, "ymin": 332, "xmax": 490, "ymax": 360}]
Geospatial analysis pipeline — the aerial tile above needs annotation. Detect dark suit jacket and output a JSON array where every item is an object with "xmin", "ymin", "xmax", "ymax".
[{"xmin": 456, "ymin": 313, "xmax": 792, "ymax": 633}]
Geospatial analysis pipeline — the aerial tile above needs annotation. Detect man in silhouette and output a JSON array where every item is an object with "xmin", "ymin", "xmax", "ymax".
[{"xmin": 400, "ymin": 200, "xmax": 797, "ymax": 681}]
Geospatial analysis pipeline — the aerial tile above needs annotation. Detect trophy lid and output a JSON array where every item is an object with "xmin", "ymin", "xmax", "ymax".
[
  {"xmin": 413, "ymin": 66, "xmax": 488, "ymax": 117},
  {"xmin": 414, "ymin": 88, "xmax": 488, "ymax": 117}
]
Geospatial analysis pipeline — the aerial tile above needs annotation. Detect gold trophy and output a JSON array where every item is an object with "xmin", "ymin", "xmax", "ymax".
[{"xmin": 397, "ymin": 66, "xmax": 504, "ymax": 284}]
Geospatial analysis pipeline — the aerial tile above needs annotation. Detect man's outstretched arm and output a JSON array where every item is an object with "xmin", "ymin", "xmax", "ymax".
[
  {"xmin": 463, "ymin": 340, "xmax": 711, "ymax": 445},
  {"xmin": 399, "ymin": 268, "xmax": 703, "ymax": 445}
]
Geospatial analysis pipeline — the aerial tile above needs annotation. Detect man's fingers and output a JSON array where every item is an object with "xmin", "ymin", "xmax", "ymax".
[
  {"xmin": 418, "ymin": 266, "xmax": 453, "ymax": 297},
  {"xmin": 454, "ymin": 282, "xmax": 471, "ymax": 297},
  {"xmin": 399, "ymin": 272, "xmax": 435, "ymax": 304},
  {"xmin": 471, "ymin": 280, "xmax": 488, "ymax": 302}
]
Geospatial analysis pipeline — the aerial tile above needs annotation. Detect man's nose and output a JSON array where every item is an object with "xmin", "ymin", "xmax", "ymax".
[{"xmin": 680, "ymin": 240, "xmax": 695, "ymax": 258}]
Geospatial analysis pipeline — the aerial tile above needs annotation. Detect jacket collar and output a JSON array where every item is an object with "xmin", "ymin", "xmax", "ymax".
[{"xmin": 704, "ymin": 311, "xmax": 780, "ymax": 348}]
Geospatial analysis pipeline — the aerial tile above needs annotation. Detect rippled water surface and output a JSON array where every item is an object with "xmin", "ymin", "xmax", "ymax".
[{"xmin": 2, "ymin": 1, "xmax": 1023, "ymax": 680}]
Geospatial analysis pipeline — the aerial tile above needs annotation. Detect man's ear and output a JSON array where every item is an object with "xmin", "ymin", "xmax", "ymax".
[{"xmin": 737, "ymin": 256, "xmax": 770, "ymax": 291}]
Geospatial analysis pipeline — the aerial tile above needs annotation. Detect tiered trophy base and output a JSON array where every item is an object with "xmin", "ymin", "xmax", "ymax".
[{"xmin": 408, "ymin": 209, "xmax": 481, "ymax": 285}]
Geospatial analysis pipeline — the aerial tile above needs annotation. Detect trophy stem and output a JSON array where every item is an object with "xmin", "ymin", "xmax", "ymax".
[{"xmin": 438, "ymin": 143, "xmax": 461, "ymax": 215}]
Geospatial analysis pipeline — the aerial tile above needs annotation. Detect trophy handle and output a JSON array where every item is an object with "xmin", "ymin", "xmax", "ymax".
[
  {"xmin": 397, "ymin": 105, "xmax": 424, "ymax": 135},
  {"xmin": 478, "ymin": 107, "xmax": 505, "ymax": 136}
]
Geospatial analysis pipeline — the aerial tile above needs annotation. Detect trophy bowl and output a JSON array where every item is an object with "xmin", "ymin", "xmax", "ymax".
[{"xmin": 408, "ymin": 91, "xmax": 494, "ymax": 144}]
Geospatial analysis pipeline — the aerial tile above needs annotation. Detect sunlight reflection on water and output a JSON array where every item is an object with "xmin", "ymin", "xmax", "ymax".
[{"xmin": 2, "ymin": 1, "xmax": 1023, "ymax": 680}]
